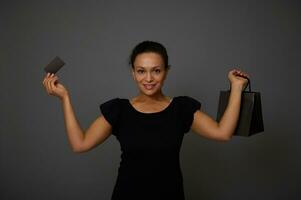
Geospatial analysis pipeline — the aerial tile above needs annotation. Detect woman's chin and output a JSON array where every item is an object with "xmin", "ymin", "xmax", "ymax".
[{"xmin": 140, "ymin": 88, "xmax": 158, "ymax": 95}]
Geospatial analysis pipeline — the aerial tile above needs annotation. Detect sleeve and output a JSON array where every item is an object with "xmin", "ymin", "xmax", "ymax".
[
  {"xmin": 99, "ymin": 98, "xmax": 121, "ymax": 135},
  {"xmin": 179, "ymin": 96, "xmax": 202, "ymax": 134}
]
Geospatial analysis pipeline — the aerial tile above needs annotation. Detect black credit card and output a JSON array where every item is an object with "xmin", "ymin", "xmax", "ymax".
[{"xmin": 44, "ymin": 56, "xmax": 65, "ymax": 74}]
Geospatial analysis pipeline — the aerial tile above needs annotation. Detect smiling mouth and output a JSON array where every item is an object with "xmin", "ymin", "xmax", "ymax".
[{"xmin": 143, "ymin": 84, "xmax": 156, "ymax": 90}]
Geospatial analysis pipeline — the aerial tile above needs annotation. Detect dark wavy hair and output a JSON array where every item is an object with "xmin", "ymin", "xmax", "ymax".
[{"xmin": 128, "ymin": 40, "xmax": 170, "ymax": 70}]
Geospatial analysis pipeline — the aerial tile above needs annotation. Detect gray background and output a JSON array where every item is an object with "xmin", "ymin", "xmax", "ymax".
[{"xmin": 1, "ymin": 0, "xmax": 300, "ymax": 199}]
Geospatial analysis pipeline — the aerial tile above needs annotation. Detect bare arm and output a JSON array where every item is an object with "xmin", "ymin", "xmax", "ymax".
[
  {"xmin": 61, "ymin": 94, "xmax": 112, "ymax": 153},
  {"xmin": 190, "ymin": 69, "xmax": 249, "ymax": 141},
  {"xmin": 217, "ymin": 85, "xmax": 242, "ymax": 139},
  {"xmin": 191, "ymin": 85, "xmax": 243, "ymax": 141},
  {"xmin": 43, "ymin": 73, "xmax": 112, "ymax": 153}
]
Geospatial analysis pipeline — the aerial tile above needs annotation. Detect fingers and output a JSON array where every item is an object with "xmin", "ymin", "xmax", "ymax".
[
  {"xmin": 42, "ymin": 73, "xmax": 49, "ymax": 86},
  {"xmin": 42, "ymin": 73, "xmax": 51, "ymax": 94},
  {"xmin": 50, "ymin": 76, "xmax": 58, "ymax": 91},
  {"xmin": 47, "ymin": 74, "xmax": 53, "ymax": 93},
  {"xmin": 43, "ymin": 73, "xmax": 58, "ymax": 95},
  {"xmin": 232, "ymin": 69, "xmax": 250, "ymax": 78}
]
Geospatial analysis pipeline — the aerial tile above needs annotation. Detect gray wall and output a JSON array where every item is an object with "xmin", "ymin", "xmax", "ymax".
[{"xmin": 1, "ymin": 0, "xmax": 300, "ymax": 199}]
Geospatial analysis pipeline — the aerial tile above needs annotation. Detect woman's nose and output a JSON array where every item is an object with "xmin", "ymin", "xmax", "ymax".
[{"xmin": 146, "ymin": 72, "xmax": 153, "ymax": 81}]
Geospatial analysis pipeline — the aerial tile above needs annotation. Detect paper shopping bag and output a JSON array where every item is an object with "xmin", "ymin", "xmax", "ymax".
[{"xmin": 216, "ymin": 77, "xmax": 264, "ymax": 137}]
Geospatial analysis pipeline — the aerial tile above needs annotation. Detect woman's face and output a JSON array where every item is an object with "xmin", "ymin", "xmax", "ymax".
[{"xmin": 131, "ymin": 52, "xmax": 169, "ymax": 96}]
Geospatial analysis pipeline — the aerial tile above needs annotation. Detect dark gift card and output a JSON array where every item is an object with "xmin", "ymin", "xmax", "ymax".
[{"xmin": 44, "ymin": 56, "xmax": 65, "ymax": 74}]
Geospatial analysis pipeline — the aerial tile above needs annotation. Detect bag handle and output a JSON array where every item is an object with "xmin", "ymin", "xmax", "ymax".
[{"xmin": 230, "ymin": 75, "xmax": 251, "ymax": 92}]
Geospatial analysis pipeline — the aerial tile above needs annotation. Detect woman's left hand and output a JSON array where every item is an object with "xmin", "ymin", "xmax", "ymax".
[{"xmin": 228, "ymin": 68, "xmax": 250, "ymax": 91}]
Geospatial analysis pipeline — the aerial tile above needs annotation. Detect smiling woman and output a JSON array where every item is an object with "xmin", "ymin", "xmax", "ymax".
[
  {"xmin": 131, "ymin": 52, "xmax": 168, "ymax": 96},
  {"xmin": 42, "ymin": 40, "xmax": 249, "ymax": 200},
  {"xmin": 128, "ymin": 41, "xmax": 171, "ymax": 101}
]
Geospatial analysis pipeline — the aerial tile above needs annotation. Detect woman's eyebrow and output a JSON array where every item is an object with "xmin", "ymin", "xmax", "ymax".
[{"xmin": 136, "ymin": 66, "xmax": 161, "ymax": 69}]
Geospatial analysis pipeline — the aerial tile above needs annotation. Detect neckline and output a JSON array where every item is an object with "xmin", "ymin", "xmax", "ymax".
[{"xmin": 126, "ymin": 97, "xmax": 176, "ymax": 115}]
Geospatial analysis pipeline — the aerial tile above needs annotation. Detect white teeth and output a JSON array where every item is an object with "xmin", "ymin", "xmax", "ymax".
[{"xmin": 144, "ymin": 84, "xmax": 156, "ymax": 89}]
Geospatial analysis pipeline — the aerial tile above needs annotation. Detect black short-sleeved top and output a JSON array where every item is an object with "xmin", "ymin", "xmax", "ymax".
[{"xmin": 99, "ymin": 95, "xmax": 201, "ymax": 200}]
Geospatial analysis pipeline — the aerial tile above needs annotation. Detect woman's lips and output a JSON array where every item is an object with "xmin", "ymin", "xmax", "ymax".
[{"xmin": 143, "ymin": 84, "xmax": 156, "ymax": 90}]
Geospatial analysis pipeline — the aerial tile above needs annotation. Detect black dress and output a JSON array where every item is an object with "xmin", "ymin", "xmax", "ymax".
[{"xmin": 100, "ymin": 95, "xmax": 201, "ymax": 200}]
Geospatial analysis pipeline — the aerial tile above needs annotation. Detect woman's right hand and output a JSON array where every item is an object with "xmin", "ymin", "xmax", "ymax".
[{"xmin": 42, "ymin": 73, "xmax": 69, "ymax": 100}]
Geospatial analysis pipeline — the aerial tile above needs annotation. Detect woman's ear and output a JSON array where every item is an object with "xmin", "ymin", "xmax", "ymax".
[
  {"xmin": 163, "ymin": 66, "xmax": 170, "ymax": 80},
  {"xmin": 131, "ymin": 69, "xmax": 136, "ymax": 81}
]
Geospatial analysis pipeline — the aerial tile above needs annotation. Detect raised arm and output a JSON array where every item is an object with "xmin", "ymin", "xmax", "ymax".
[
  {"xmin": 43, "ymin": 73, "xmax": 112, "ymax": 153},
  {"xmin": 191, "ymin": 69, "xmax": 249, "ymax": 141},
  {"xmin": 61, "ymin": 95, "xmax": 112, "ymax": 153}
]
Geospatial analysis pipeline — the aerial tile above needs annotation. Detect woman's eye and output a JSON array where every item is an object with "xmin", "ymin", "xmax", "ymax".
[
  {"xmin": 137, "ymin": 70, "xmax": 144, "ymax": 74},
  {"xmin": 155, "ymin": 69, "xmax": 161, "ymax": 73}
]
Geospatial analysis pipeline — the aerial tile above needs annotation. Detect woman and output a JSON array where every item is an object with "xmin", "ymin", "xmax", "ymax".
[{"xmin": 42, "ymin": 40, "xmax": 249, "ymax": 200}]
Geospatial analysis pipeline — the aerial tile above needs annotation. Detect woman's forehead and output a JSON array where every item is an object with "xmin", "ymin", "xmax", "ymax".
[
  {"xmin": 135, "ymin": 52, "xmax": 163, "ymax": 61},
  {"xmin": 134, "ymin": 53, "xmax": 164, "ymax": 68}
]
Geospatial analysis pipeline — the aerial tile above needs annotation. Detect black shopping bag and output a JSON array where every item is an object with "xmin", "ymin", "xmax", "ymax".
[{"xmin": 216, "ymin": 77, "xmax": 264, "ymax": 137}]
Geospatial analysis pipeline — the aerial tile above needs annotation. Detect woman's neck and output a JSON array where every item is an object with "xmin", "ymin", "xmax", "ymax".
[{"xmin": 135, "ymin": 91, "xmax": 169, "ymax": 103}]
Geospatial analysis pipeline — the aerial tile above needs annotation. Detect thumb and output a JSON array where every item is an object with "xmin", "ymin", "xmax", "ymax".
[{"xmin": 50, "ymin": 76, "xmax": 59, "ymax": 89}]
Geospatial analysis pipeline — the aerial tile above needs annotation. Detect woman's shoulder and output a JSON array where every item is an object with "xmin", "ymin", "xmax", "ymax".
[
  {"xmin": 175, "ymin": 95, "xmax": 198, "ymax": 101},
  {"xmin": 175, "ymin": 95, "xmax": 202, "ymax": 108},
  {"xmin": 101, "ymin": 97, "xmax": 127, "ymax": 103},
  {"xmin": 100, "ymin": 97, "xmax": 126, "ymax": 111},
  {"xmin": 99, "ymin": 97, "xmax": 126, "ymax": 120}
]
